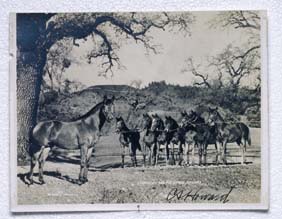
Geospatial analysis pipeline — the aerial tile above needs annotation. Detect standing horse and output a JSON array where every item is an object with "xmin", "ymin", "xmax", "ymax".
[
  {"xmin": 140, "ymin": 113, "xmax": 163, "ymax": 166},
  {"xmin": 116, "ymin": 116, "xmax": 141, "ymax": 168},
  {"xmin": 28, "ymin": 95, "xmax": 115, "ymax": 185},
  {"xmin": 164, "ymin": 116, "xmax": 180, "ymax": 165},
  {"xmin": 180, "ymin": 110, "xmax": 214, "ymax": 166},
  {"xmin": 151, "ymin": 114, "xmax": 165, "ymax": 165},
  {"xmin": 206, "ymin": 107, "xmax": 251, "ymax": 164},
  {"xmin": 170, "ymin": 127, "xmax": 186, "ymax": 165}
]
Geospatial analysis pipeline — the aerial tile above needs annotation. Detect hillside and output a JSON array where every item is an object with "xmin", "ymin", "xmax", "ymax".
[{"xmin": 38, "ymin": 82, "xmax": 260, "ymax": 129}]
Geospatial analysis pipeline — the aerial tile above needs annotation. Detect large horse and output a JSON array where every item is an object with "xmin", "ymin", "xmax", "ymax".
[
  {"xmin": 206, "ymin": 107, "xmax": 251, "ymax": 164},
  {"xmin": 28, "ymin": 95, "xmax": 115, "ymax": 185},
  {"xmin": 179, "ymin": 110, "xmax": 215, "ymax": 166},
  {"xmin": 116, "ymin": 116, "xmax": 141, "ymax": 168}
]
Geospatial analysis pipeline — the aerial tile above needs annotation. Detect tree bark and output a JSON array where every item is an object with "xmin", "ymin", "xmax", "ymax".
[{"xmin": 16, "ymin": 14, "xmax": 48, "ymax": 164}]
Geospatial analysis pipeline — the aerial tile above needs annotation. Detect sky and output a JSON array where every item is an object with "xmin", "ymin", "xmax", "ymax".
[{"xmin": 63, "ymin": 11, "xmax": 256, "ymax": 88}]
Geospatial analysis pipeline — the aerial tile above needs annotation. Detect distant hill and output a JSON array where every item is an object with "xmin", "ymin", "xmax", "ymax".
[{"xmin": 38, "ymin": 82, "xmax": 261, "ymax": 129}]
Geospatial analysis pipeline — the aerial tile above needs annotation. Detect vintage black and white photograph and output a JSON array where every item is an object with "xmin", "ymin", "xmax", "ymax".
[{"xmin": 10, "ymin": 11, "xmax": 268, "ymax": 211}]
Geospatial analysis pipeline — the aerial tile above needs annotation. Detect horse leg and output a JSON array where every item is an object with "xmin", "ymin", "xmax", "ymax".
[
  {"xmin": 155, "ymin": 143, "xmax": 160, "ymax": 166},
  {"xmin": 131, "ymin": 144, "xmax": 137, "ymax": 167},
  {"xmin": 222, "ymin": 141, "xmax": 227, "ymax": 165},
  {"xmin": 171, "ymin": 143, "xmax": 175, "ymax": 165},
  {"xmin": 214, "ymin": 142, "xmax": 218, "ymax": 165},
  {"xmin": 134, "ymin": 147, "xmax": 137, "ymax": 167},
  {"xmin": 142, "ymin": 144, "xmax": 147, "ymax": 167},
  {"xmin": 27, "ymin": 147, "xmax": 43, "ymax": 185},
  {"xmin": 184, "ymin": 143, "xmax": 189, "ymax": 166},
  {"xmin": 79, "ymin": 145, "xmax": 88, "ymax": 184},
  {"xmin": 191, "ymin": 143, "xmax": 195, "ymax": 166},
  {"xmin": 149, "ymin": 147, "xmax": 152, "ymax": 166},
  {"xmin": 203, "ymin": 143, "xmax": 207, "ymax": 166},
  {"xmin": 120, "ymin": 144, "xmax": 126, "ymax": 168},
  {"xmin": 38, "ymin": 146, "xmax": 51, "ymax": 184},
  {"xmin": 165, "ymin": 142, "xmax": 170, "ymax": 165},
  {"xmin": 178, "ymin": 143, "xmax": 183, "ymax": 165},
  {"xmin": 198, "ymin": 144, "xmax": 203, "ymax": 166},
  {"xmin": 128, "ymin": 143, "xmax": 135, "ymax": 167},
  {"xmin": 83, "ymin": 145, "xmax": 94, "ymax": 182},
  {"xmin": 215, "ymin": 141, "xmax": 221, "ymax": 165},
  {"xmin": 240, "ymin": 143, "xmax": 246, "ymax": 164}
]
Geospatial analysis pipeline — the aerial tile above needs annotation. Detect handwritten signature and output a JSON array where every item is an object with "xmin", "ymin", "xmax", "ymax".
[{"xmin": 166, "ymin": 186, "xmax": 235, "ymax": 203}]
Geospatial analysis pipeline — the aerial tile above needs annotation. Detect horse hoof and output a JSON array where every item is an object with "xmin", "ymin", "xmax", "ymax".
[{"xmin": 39, "ymin": 179, "xmax": 45, "ymax": 185}]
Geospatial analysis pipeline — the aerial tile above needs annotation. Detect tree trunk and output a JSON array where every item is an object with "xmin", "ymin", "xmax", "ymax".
[{"xmin": 16, "ymin": 14, "xmax": 48, "ymax": 164}]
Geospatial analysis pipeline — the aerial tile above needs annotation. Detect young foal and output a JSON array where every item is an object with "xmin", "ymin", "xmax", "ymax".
[
  {"xmin": 207, "ymin": 107, "xmax": 251, "ymax": 164},
  {"xmin": 116, "ymin": 116, "xmax": 141, "ymax": 168},
  {"xmin": 141, "ymin": 113, "xmax": 164, "ymax": 166},
  {"xmin": 151, "ymin": 114, "xmax": 165, "ymax": 165},
  {"xmin": 29, "ymin": 95, "xmax": 115, "ymax": 185},
  {"xmin": 164, "ymin": 116, "xmax": 180, "ymax": 165}
]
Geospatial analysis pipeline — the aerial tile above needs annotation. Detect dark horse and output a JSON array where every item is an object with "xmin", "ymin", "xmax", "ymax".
[
  {"xmin": 164, "ymin": 116, "xmax": 181, "ymax": 165},
  {"xmin": 151, "ymin": 114, "xmax": 165, "ymax": 165},
  {"xmin": 140, "ymin": 113, "xmax": 163, "ymax": 166},
  {"xmin": 206, "ymin": 107, "xmax": 251, "ymax": 164},
  {"xmin": 28, "ymin": 95, "xmax": 115, "ymax": 185},
  {"xmin": 180, "ymin": 110, "xmax": 215, "ymax": 166},
  {"xmin": 116, "ymin": 116, "xmax": 141, "ymax": 168}
]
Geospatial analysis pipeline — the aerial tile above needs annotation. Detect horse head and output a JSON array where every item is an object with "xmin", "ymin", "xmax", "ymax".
[
  {"xmin": 164, "ymin": 116, "xmax": 178, "ymax": 132},
  {"xmin": 115, "ymin": 116, "xmax": 126, "ymax": 133},
  {"xmin": 101, "ymin": 95, "xmax": 115, "ymax": 122},
  {"xmin": 151, "ymin": 114, "xmax": 164, "ymax": 132},
  {"xmin": 142, "ymin": 113, "xmax": 152, "ymax": 130},
  {"xmin": 207, "ymin": 106, "xmax": 221, "ymax": 127}
]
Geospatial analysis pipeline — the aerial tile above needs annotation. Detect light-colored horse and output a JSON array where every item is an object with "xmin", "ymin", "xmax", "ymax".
[
  {"xmin": 28, "ymin": 95, "xmax": 115, "ymax": 185},
  {"xmin": 206, "ymin": 107, "xmax": 251, "ymax": 164}
]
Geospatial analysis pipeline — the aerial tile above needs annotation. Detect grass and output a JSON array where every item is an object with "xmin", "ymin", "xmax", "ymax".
[{"xmin": 17, "ymin": 128, "xmax": 261, "ymax": 205}]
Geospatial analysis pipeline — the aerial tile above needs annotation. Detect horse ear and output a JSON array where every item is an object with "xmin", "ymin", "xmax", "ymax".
[
  {"xmin": 103, "ymin": 95, "xmax": 107, "ymax": 102},
  {"xmin": 215, "ymin": 106, "xmax": 218, "ymax": 110}
]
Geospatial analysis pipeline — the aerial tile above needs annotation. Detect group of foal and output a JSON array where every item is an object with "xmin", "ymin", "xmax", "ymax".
[{"xmin": 116, "ymin": 107, "xmax": 252, "ymax": 168}]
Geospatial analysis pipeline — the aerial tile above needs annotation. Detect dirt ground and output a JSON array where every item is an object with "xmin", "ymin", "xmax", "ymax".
[{"xmin": 17, "ymin": 128, "xmax": 261, "ymax": 205}]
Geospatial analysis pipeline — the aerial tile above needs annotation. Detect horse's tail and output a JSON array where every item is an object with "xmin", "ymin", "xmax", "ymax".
[
  {"xmin": 247, "ymin": 129, "xmax": 252, "ymax": 146},
  {"xmin": 240, "ymin": 122, "xmax": 251, "ymax": 147},
  {"xmin": 137, "ymin": 132, "xmax": 142, "ymax": 151}
]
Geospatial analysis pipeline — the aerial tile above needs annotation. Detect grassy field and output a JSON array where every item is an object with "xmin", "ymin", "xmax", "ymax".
[{"xmin": 17, "ymin": 128, "xmax": 261, "ymax": 205}]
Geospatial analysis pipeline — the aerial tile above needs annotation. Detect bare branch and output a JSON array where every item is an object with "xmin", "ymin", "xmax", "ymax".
[
  {"xmin": 44, "ymin": 12, "xmax": 193, "ymax": 75},
  {"xmin": 210, "ymin": 11, "xmax": 260, "ymax": 31},
  {"xmin": 186, "ymin": 58, "xmax": 211, "ymax": 88}
]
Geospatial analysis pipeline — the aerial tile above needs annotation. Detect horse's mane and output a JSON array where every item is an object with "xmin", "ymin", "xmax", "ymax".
[
  {"xmin": 159, "ymin": 118, "xmax": 165, "ymax": 130},
  {"xmin": 118, "ymin": 117, "xmax": 130, "ymax": 131},
  {"xmin": 73, "ymin": 101, "xmax": 104, "ymax": 121},
  {"xmin": 168, "ymin": 117, "xmax": 179, "ymax": 129}
]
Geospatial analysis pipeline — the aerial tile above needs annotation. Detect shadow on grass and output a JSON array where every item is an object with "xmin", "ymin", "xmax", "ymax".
[{"xmin": 17, "ymin": 171, "xmax": 82, "ymax": 185}]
